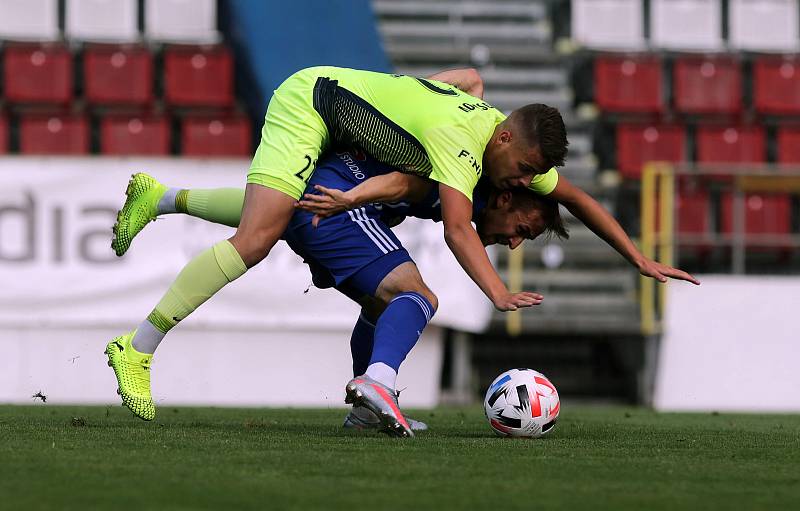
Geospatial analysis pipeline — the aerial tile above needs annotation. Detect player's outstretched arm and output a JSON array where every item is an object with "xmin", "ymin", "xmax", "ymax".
[
  {"xmin": 296, "ymin": 172, "xmax": 433, "ymax": 226},
  {"xmin": 426, "ymin": 68, "xmax": 484, "ymax": 99},
  {"xmin": 548, "ymin": 175, "xmax": 700, "ymax": 285},
  {"xmin": 439, "ymin": 184, "xmax": 543, "ymax": 311}
]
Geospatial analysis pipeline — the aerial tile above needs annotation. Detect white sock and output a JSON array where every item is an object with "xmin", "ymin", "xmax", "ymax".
[
  {"xmin": 365, "ymin": 362, "xmax": 397, "ymax": 390},
  {"xmin": 157, "ymin": 188, "xmax": 180, "ymax": 215},
  {"xmin": 131, "ymin": 320, "xmax": 166, "ymax": 354}
]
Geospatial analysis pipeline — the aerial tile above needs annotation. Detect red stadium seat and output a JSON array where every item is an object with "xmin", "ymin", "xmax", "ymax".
[
  {"xmin": 676, "ymin": 186, "xmax": 713, "ymax": 259},
  {"xmin": 673, "ymin": 56, "xmax": 741, "ymax": 114},
  {"xmin": 654, "ymin": 185, "xmax": 711, "ymax": 253},
  {"xmin": 720, "ymin": 193, "xmax": 792, "ymax": 238},
  {"xmin": 776, "ymin": 126, "xmax": 800, "ymax": 164},
  {"xmin": 675, "ymin": 187, "xmax": 711, "ymax": 237},
  {"xmin": 19, "ymin": 114, "xmax": 89, "ymax": 155},
  {"xmin": 754, "ymin": 57, "xmax": 800, "ymax": 115},
  {"xmin": 181, "ymin": 116, "xmax": 251, "ymax": 156},
  {"xmin": 3, "ymin": 44, "xmax": 72, "ymax": 104},
  {"xmin": 84, "ymin": 46, "xmax": 154, "ymax": 106},
  {"xmin": 100, "ymin": 115, "xmax": 171, "ymax": 155},
  {"xmin": 616, "ymin": 124, "xmax": 686, "ymax": 179},
  {"xmin": 164, "ymin": 45, "xmax": 233, "ymax": 107},
  {"xmin": 594, "ymin": 54, "xmax": 663, "ymax": 113},
  {"xmin": 696, "ymin": 125, "xmax": 765, "ymax": 165},
  {"xmin": 0, "ymin": 116, "xmax": 7, "ymax": 153}
]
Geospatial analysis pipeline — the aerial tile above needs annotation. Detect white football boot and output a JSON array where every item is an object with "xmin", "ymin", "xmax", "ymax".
[
  {"xmin": 343, "ymin": 405, "xmax": 428, "ymax": 432},
  {"xmin": 344, "ymin": 375, "xmax": 415, "ymax": 437}
]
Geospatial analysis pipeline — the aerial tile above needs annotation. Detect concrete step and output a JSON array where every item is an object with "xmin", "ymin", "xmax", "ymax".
[
  {"xmin": 489, "ymin": 283, "xmax": 641, "ymax": 335},
  {"xmin": 490, "ymin": 309, "xmax": 641, "ymax": 334},
  {"xmin": 535, "ymin": 292, "xmax": 636, "ymax": 312},
  {"xmin": 507, "ymin": 225, "xmax": 631, "ymax": 269},
  {"xmin": 484, "ymin": 88, "xmax": 572, "ymax": 113},
  {"xmin": 558, "ymin": 156, "xmax": 600, "ymax": 190},
  {"xmin": 380, "ymin": 20, "xmax": 551, "ymax": 44},
  {"xmin": 568, "ymin": 132, "xmax": 592, "ymax": 156},
  {"xmin": 559, "ymin": 191, "xmax": 618, "ymax": 221},
  {"xmin": 384, "ymin": 42, "xmax": 557, "ymax": 66},
  {"xmin": 498, "ymin": 268, "xmax": 638, "ymax": 293},
  {"xmin": 560, "ymin": 111, "xmax": 595, "ymax": 132},
  {"xmin": 374, "ymin": 0, "xmax": 548, "ymax": 20},
  {"xmin": 393, "ymin": 65, "xmax": 567, "ymax": 89},
  {"xmin": 526, "ymin": 245, "xmax": 629, "ymax": 269}
]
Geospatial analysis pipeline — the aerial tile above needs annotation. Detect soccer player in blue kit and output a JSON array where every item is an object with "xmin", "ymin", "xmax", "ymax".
[{"xmin": 112, "ymin": 148, "xmax": 567, "ymax": 436}]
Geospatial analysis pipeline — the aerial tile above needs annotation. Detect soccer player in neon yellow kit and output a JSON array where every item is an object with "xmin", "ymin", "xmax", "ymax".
[{"xmin": 107, "ymin": 67, "xmax": 698, "ymax": 422}]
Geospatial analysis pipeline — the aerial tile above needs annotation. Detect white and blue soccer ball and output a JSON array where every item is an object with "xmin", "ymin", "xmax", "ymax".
[{"xmin": 483, "ymin": 368, "xmax": 560, "ymax": 438}]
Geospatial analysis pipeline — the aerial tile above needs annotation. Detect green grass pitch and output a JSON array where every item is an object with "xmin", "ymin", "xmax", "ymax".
[{"xmin": 1, "ymin": 404, "xmax": 798, "ymax": 510}]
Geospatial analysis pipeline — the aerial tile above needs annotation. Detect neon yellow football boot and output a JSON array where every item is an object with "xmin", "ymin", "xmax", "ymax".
[
  {"xmin": 111, "ymin": 172, "xmax": 167, "ymax": 257},
  {"xmin": 105, "ymin": 330, "xmax": 156, "ymax": 421}
]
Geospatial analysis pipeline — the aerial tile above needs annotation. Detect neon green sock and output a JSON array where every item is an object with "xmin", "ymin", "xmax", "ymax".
[
  {"xmin": 146, "ymin": 240, "xmax": 247, "ymax": 333},
  {"xmin": 175, "ymin": 188, "xmax": 245, "ymax": 228}
]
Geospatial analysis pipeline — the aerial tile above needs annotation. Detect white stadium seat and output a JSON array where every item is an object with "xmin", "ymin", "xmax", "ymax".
[
  {"xmin": 144, "ymin": 0, "xmax": 219, "ymax": 43},
  {"xmin": 571, "ymin": 0, "xmax": 645, "ymax": 50},
  {"xmin": 65, "ymin": 0, "xmax": 139, "ymax": 43},
  {"xmin": 0, "ymin": 0, "xmax": 59, "ymax": 41},
  {"xmin": 651, "ymin": 0, "xmax": 723, "ymax": 51},
  {"xmin": 729, "ymin": 0, "xmax": 799, "ymax": 52}
]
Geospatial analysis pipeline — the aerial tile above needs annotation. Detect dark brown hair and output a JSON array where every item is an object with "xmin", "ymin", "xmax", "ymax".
[
  {"xmin": 511, "ymin": 104, "xmax": 569, "ymax": 169},
  {"xmin": 509, "ymin": 188, "xmax": 569, "ymax": 241}
]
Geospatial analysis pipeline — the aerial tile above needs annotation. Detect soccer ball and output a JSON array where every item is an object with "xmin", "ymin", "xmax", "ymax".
[{"xmin": 483, "ymin": 368, "xmax": 560, "ymax": 438}]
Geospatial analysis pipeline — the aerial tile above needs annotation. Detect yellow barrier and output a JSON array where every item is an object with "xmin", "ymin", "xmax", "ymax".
[
  {"xmin": 506, "ymin": 245, "xmax": 524, "ymax": 337},
  {"xmin": 640, "ymin": 162, "xmax": 674, "ymax": 335}
]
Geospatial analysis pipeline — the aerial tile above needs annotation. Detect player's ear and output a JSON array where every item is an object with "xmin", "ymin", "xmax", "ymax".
[
  {"xmin": 498, "ymin": 129, "xmax": 512, "ymax": 145},
  {"xmin": 497, "ymin": 190, "xmax": 513, "ymax": 209}
]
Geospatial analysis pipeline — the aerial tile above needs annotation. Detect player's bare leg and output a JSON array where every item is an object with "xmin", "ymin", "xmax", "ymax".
[
  {"xmin": 228, "ymin": 184, "xmax": 296, "ymax": 267},
  {"xmin": 345, "ymin": 262, "xmax": 438, "ymax": 437},
  {"xmin": 106, "ymin": 183, "xmax": 296, "ymax": 421},
  {"xmin": 134, "ymin": 183, "xmax": 295, "ymax": 346},
  {"xmin": 372, "ymin": 262, "xmax": 438, "ymax": 310},
  {"xmin": 343, "ymin": 297, "xmax": 429, "ymax": 432}
]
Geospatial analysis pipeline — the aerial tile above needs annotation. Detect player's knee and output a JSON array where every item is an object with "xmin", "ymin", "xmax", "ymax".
[
  {"xmin": 375, "ymin": 263, "xmax": 437, "ymax": 312},
  {"xmin": 229, "ymin": 229, "xmax": 278, "ymax": 267},
  {"xmin": 420, "ymin": 289, "xmax": 438, "ymax": 312},
  {"xmin": 387, "ymin": 287, "xmax": 438, "ymax": 313},
  {"xmin": 400, "ymin": 279, "xmax": 438, "ymax": 311}
]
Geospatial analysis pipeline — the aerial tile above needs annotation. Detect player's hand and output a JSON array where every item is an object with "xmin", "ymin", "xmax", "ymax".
[
  {"xmin": 492, "ymin": 291, "xmax": 544, "ymax": 312},
  {"xmin": 637, "ymin": 258, "xmax": 700, "ymax": 285},
  {"xmin": 295, "ymin": 185, "xmax": 354, "ymax": 224}
]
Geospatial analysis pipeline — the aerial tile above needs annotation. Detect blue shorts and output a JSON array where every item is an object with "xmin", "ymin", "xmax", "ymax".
[{"xmin": 283, "ymin": 168, "xmax": 413, "ymax": 301}]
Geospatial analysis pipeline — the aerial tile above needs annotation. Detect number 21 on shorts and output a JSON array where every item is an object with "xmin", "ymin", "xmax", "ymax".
[{"xmin": 294, "ymin": 155, "xmax": 317, "ymax": 183}]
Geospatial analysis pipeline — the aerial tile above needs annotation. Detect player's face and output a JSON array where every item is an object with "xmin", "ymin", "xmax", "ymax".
[
  {"xmin": 484, "ymin": 132, "xmax": 549, "ymax": 190},
  {"xmin": 477, "ymin": 197, "xmax": 545, "ymax": 249}
]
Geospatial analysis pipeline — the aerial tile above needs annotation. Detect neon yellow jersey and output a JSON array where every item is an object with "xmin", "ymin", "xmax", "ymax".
[
  {"xmin": 309, "ymin": 67, "xmax": 508, "ymax": 201},
  {"xmin": 528, "ymin": 167, "xmax": 559, "ymax": 195}
]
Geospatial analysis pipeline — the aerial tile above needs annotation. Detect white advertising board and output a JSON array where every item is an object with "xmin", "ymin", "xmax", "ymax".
[
  {"xmin": 1, "ymin": 325, "xmax": 444, "ymax": 408},
  {"xmin": 0, "ymin": 156, "xmax": 495, "ymax": 407},
  {"xmin": 655, "ymin": 276, "xmax": 800, "ymax": 412},
  {"xmin": 0, "ymin": 156, "xmax": 494, "ymax": 331}
]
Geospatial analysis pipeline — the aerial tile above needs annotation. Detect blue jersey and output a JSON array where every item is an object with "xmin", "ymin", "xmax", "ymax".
[
  {"xmin": 283, "ymin": 149, "xmax": 489, "ymax": 302},
  {"xmin": 294, "ymin": 148, "xmax": 488, "ymax": 228}
]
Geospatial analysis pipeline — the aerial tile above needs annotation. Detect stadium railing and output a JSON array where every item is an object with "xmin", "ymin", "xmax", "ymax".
[{"xmin": 639, "ymin": 162, "xmax": 800, "ymax": 335}]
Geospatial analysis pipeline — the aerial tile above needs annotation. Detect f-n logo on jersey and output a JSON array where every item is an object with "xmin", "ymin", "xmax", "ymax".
[{"xmin": 458, "ymin": 149, "xmax": 482, "ymax": 176}]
